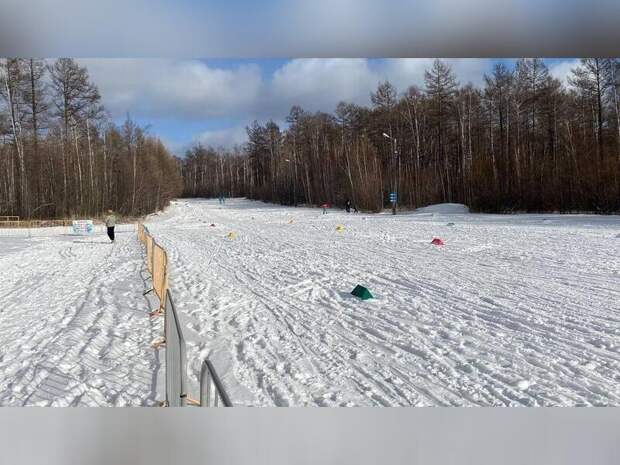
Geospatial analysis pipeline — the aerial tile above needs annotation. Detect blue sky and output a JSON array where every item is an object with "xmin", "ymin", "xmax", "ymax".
[{"xmin": 80, "ymin": 58, "xmax": 579, "ymax": 155}]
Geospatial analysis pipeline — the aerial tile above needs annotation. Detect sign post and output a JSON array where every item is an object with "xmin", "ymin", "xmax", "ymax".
[
  {"xmin": 382, "ymin": 132, "xmax": 398, "ymax": 215},
  {"xmin": 389, "ymin": 192, "xmax": 397, "ymax": 214}
]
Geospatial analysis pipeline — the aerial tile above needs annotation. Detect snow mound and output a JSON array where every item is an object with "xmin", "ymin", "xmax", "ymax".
[{"xmin": 415, "ymin": 203, "xmax": 470, "ymax": 214}]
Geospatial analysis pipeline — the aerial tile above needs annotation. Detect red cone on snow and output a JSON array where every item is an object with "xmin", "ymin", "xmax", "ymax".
[{"xmin": 431, "ymin": 238, "xmax": 445, "ymax": 246}]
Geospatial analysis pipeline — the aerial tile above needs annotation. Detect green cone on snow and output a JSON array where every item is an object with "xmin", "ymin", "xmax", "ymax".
[{"xmin": 351, "ymin": 285, "xmax": 373, "ymax": 300}]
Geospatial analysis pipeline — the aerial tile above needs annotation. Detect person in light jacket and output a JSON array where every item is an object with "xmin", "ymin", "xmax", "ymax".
[{"xmin": 105, "ymin": 210, "xmax": 116, "ymax": 242}]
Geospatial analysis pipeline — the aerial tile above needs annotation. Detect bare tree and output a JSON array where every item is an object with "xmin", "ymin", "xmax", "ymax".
[
  {"xmin": 0, "ymin": 59, "xmax": 27, "ymax": 213},
  {"xmin": 425, "ymin": 59, "xmax": 458, "ymax": 200},
  {"xmin": 177, "ymin": 58, "xmax": 619, "ymax": 214}
]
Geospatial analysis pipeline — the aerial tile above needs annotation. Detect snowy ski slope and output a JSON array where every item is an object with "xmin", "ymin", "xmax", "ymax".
[
  {"xmin": 0, "ymin": 200, "xmax": 618, "ymax": 407},
  {"xmin": 145, "ymin": 199, "xmax": 620, "ymax": 406},
  {"xmin": 0, "ymin": 226, "xmax": 160, "ymax": 406}
]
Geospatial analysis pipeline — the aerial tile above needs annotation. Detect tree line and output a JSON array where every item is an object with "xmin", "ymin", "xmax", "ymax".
[
  {"xmin": 181, "ymin": 58, "xmax": 620, "ymax": 213},
  {"xmin": 0, "ymin": 58, "xmax": 183, "ymax": 219}
]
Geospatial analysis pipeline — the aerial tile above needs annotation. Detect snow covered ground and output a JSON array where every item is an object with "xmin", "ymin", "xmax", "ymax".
[
  {"xmin": 144, "ymin": 199, "xmax": 620, "ymax": 407},
  {"xmin": 0, "ymin": 225, "xmax": 161, "ymax": 406},
  {"xmin": 1, "ymin": 200, "xmax": 618, "ymax": 407}
]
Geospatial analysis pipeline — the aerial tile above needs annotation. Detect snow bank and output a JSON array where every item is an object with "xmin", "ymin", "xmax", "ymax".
[{"xmin": 414, "ymin": 203, "xmax": 470, "ymax": 214}]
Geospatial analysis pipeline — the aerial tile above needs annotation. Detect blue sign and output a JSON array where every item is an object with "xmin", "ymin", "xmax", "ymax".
[{"xmin": 389, "ymin": 192, "xmax": 397, "ymax": 201}]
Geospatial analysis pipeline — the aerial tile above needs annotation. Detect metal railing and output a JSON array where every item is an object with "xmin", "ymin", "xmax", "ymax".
[
  {"xmin": 200, "ymin": 359, "xmax": 232, "ymax": 407},
  {"xmin": 164, "ymin": 289, "xmax": 187, "ymax": 407}
]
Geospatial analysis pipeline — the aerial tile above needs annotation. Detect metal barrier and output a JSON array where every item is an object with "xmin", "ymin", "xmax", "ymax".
[
  {"xmin": 164, "ymin": 289, "xmax": 187, "ymax": 407},
  {"xmin": 200, "ymin": 359, "xmax": 232, "ymax": 407},
  {"xmin": 138, "ymin": 222, "xmax": 232, "ymax": 408}
]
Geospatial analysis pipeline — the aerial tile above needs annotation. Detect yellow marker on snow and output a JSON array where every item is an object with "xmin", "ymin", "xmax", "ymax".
[
  {"xmin": 336, "ymin": 225, "xmax": 345, "ymax": 233},
  {"xmin": 227, "ymin": 232, "xmax": 236, "ymax": 240}
]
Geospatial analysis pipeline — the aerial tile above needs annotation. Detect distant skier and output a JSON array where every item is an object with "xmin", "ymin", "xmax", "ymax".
[
  {"xmin": 219, "ymin": 193, "xmax": 225, "ymax": 205},
  {"xmin": 345, "ymin": 199, "xmax": 352, "ymax": 213},
  {"xmin": 105, "ymin": 210, "xmax": 116, "ymax": 242}
]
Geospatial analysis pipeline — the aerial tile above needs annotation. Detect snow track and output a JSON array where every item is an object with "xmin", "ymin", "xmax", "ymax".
[
  {"xmin": 146, "ymin": 199, "xmax": 620, "ymax": 406},
  {"xmin": 0, "ymin": 229, "xmax": 160, "ymax": 406}
]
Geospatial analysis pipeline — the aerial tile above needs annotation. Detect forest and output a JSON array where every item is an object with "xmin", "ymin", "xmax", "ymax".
[
  {"xmin": 3, "ymin": 58, "xmax": 619, "ymax": 218},
  {"xmin": 0, "ymin": 58, "xmax": 183, "ymax": 219},
  {"xmin": 181, "ymin": 58, "xmax": 620, "ymax": 213}
]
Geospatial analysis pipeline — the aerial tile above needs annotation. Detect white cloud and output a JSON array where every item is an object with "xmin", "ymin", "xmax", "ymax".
[
  {"xmin": 194, "ymin": 126, "xmax": 249, "ymax": 150},
  {"xmin": 78, "ymin": 59, "xmax": 263, "ymax": 120},
  {"xmin": 268, "ymin": 58, "xmax": 494, "ymax": 114},
  {"xmin": 74, "ymin": 58, "xmax": 586, "ymax": 152},
  {"xmin": 446, "ymin": 59, "xmax": 494, "ymax": 87},
  {"xmin": 81, "ymin": 58, "xmax": 498, "ymax": 123},
  {"xmin": 549, "ymin": 59, "xmax": 580, "ymax": 87},
  {"xmin": 269, "ymin": 59, "xmax": 378, "ymax": 111}
]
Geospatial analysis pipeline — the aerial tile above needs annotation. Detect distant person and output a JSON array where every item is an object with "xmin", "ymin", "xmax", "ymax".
[
  {"xmin": 105, "ymin": 210, "xmax": 116, "ymax": 243},
  {"xmin": 345, "ymin": 199, "xmax": 351, "ymax": 213},
  {"xmin": 219, "ymin": 193, "xmax": 225, "ymax": 205}
]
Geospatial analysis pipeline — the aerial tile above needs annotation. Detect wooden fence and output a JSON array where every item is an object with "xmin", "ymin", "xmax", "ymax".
[
  {"xmin": 0, "ymin": 218, "xmax": 97, "ymax": 229},
  {"xmin": 138, "ymin": 223, "xmax": 168, "ymax": 316},
  {"xmin": 0, "ymin": 216, "xmax": 21, "ymax": 228}
]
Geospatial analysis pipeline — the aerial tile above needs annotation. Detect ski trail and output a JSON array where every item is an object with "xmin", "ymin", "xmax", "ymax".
[
  {"xmin": 0, "ymin": 231, "xmax": 160, "ymax": 406},
  {"xmin": 145, "ymin": 199, "xmax": 620, "ymax": 406}
]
